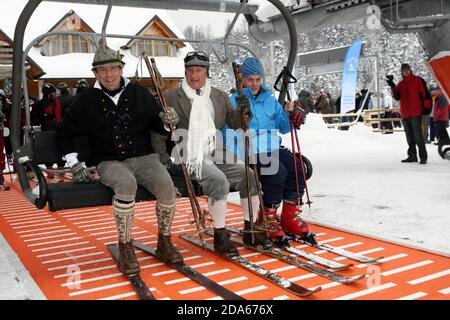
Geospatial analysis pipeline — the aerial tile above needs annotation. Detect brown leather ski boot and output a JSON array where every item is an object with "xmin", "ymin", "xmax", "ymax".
[
  {"xmin": 156, "ymin": 234, "xmax": 184, "ymax": 264},
  {"xmin": 214, "ymin": 228, "xmax": 239, "ymax": 257},
  {"xmin": 118, "ymin": 241, "xmax": 140, "ymax": 275}
]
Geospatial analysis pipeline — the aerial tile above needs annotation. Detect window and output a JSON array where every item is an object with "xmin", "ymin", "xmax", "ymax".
[
  {"xmin": 72, "ymin": 35, "xmax": 89, "ymax": 53},
  {"xmin": 130, "ymin": 40, "xmax": 172, "ymax": 57},
  {"xmin": 43, "ymin": 34, "xmax": 94, "ymax": 56}
]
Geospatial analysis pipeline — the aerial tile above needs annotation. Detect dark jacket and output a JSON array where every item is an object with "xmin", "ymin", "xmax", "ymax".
[
  {"xmin": 34, "ymin": 97, "xmax": 64, "ymax": 131},
  {"xmin": 60, "ymin": 89, "xmax": 74, "ymax": 113},
  {"xmin": 297, "ymin": 90, "xmax": 313, "ymax": 114},
  {"xmin": 56, "ymin": 82, "xmax": 167, "ymax": 166}
]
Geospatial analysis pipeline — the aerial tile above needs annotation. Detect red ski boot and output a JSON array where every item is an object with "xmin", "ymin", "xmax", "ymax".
[
  {"xmin": 260, "ymin": 206, "xmax": 288, "ymax": 244},
  {"xmin": 280, "ymin": 200, "xmax": 310, "ymax": 239}
]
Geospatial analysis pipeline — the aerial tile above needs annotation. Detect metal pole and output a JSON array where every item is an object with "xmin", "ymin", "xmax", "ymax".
[
  {"xmin": 267, "ymin": 0, "xmax": 298, "ymax": 105},
  {"xmin": 101, "ymin": 0, "xmax": 114, "ymax": 47},
  {"xmin": 11, "ymin": 0, "xmax": 42, "ymax": 203}
]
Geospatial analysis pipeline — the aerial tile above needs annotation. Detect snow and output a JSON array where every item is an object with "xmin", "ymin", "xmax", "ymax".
[
  {"xmin": 0, "ymin": 0, "xmax": 193, "ymax": 50},
  {"xmin": 229, "ymin": 114, "xmax": 450, "ymax": 255},
  {"xmin": 29, "ymin": 48, "xmax": 186, "ymax": 79}
]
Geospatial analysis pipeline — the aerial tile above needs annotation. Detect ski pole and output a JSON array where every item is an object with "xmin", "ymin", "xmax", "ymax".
[
  {"xmin": 232, "ymin": 61, "xmax": 255, "ymax": 243},
  {"xmin": 293, "ymin": 126, "xmax": 312, "ymax": 208},
  {"xmin": 289, "ymin": 120, "xmax": 301, "ymax": 204}
]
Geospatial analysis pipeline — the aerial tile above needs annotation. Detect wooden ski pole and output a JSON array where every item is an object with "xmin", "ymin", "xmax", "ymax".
[{"xmin": 232, "ymin": 62, "xmax": 267, "ymax": 242}]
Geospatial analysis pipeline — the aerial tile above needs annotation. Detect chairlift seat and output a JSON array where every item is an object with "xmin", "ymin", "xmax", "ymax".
[{"xmin": 28, "ymin": 131, "xmax": 201, "ymax": 212}]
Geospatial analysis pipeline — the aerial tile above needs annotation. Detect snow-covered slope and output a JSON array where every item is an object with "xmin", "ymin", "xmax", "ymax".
[{"xmin": 230, "ymin": 114, "xmax": 450, "ymax": 254}]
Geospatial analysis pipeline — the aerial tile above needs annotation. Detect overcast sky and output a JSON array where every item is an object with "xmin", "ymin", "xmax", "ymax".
[{"xmin": 166, "ymin": 9, "xmax": 246, "ymax": 38}]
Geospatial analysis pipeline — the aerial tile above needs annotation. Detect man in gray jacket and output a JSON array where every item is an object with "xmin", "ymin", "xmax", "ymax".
[{"xmin": 153, "ymin": 51, "xmax": 271, "ymax": 256}]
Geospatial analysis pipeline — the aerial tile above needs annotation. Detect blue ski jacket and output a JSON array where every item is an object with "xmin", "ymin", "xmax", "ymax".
[{"xmin": 223, "ymin": 84, "xmax": 290, "ymax": 157}]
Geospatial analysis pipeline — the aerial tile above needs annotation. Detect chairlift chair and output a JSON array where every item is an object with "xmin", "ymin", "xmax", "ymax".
[{"xmin": 10, "ymin": 0, "xmax": 299, "ymax": 211}]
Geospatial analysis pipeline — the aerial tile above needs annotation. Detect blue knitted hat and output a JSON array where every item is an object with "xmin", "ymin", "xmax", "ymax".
[{"xmin": 242, "ymin": 57, "xmax": 263, "ymax": 78}]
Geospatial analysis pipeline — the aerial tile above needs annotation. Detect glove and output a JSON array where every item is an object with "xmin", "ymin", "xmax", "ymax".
[
  {"xmin": 164, "ymin": 159, "xmax": 183, "ymax": 176},
  {"xmin": 70, "ymin": 162, "xmax": 94, "ymax": 184},
  {"xmin": 236, "ymin": 95, "xmax": 252, "ymax": 120},
  {"xmin": 290, "ymin": 104, "xmax": 306, "ymax": 129},
  {"xmin": 386, "ymin": 75, "xmax": 395, "ymax": 87},
  {"xmin": 159, "ymin": 107, "xmax": 179, "ymax": 127}
]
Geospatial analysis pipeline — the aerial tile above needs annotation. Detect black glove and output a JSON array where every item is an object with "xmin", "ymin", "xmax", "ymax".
[
  {"xmin": 70, "ymin": 162, "xmax": 94, "ymax": 184},
  {"xmin": 236, "ymin": 95, "xmax": 252, "ymax": 120},
  {"xmin": 164, "ymin": 159, "xmax": 183, "ymax": 176},
  {"xmin": 386, "ymin": 75, "xmax": 395, "ymax": 87}
]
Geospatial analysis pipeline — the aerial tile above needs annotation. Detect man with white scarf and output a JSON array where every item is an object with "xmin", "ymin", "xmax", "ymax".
[{"xmin": 153, "ymin": 51, "xmax": 271, "ymax": 257}]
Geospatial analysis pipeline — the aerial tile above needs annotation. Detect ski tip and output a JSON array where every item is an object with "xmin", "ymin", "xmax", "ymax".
[
  {"xmin": 352, "ymin": 274, "xmax": 367, "ymax": 282},
  {"xmin": 289, "ymin": 284, "xmax": 321, "ymax": 297},
  {"xmin": 329, "ymin": 263, "xmax": 354, "ymax": 271},
  {"xmin": 305, "ymin": 285, "xmax": 322, "ymax": 296}
]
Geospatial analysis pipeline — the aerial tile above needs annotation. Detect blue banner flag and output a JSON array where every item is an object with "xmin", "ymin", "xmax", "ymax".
[{"xmin": 340, "ymin": 39, "xmax": 363, "ymax": 114}]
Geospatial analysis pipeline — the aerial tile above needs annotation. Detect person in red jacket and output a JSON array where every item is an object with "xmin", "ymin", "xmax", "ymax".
[
  {"xmin": 431, "ymin": 85, "xmax": 449, "ymax": 143},
  {"xmin": 387, "ymin": 63, "xmax": 431, "ymax": 164}
]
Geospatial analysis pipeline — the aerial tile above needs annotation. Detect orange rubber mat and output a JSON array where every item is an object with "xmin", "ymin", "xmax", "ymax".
[{"xmin": 0, "ymin": 184, "xmax": 449, "ymax": 300}]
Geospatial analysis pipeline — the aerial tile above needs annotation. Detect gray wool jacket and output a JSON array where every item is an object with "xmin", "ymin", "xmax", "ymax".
[{"xmin": 151, "ymin": 86, "xmax": 242, "ymax": 164}]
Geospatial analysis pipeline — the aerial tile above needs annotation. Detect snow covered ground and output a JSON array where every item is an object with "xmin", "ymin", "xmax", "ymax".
[{"xmin": 229, "ymin": 114, "xmax": 450, "ymax": 255}]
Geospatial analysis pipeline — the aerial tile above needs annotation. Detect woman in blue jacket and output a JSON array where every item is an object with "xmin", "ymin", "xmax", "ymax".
[{"xmin": 226, "ymin": 57, "xmax": 309, "ymax": 244}]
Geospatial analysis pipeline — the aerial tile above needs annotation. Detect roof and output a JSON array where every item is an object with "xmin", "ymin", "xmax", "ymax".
[
  {"xmin": 0, "ymin": 0, "xmax": 193, "ymax": 78},
  {"xmin": 0, "ymin": 28, "xmax": 45, "ymax": 79}
]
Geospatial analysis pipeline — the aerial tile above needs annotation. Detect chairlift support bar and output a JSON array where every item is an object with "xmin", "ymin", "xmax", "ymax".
[{"xmin": 43, "ymin": 0, "xmax": 258, "ymax": 15}]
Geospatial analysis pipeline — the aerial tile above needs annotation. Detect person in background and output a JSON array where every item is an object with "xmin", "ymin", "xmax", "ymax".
[
  {"xmin": 314, "ymin": 90, "xmax": 331, "ymax": 123},
  {"xmin": 76, "ymin": 79, "xmax": 88, "ymax": 95},
  {"xmin": 56, "ymin": 82, "xmax": 73, "ymax": 113},
  {"xmin": 430, "ymin": 85, "xmax": 449, "ymax": 144},
  {"xmin": 387, "ymin": 63, "xmax": 431, "ymax": 164},
  {"xmin": 297, "ymin": 90, "xmax": 313, "ymax": 114},
  {"xmin": 34, "ymin": 83, "xmax": 66, "ymax": 181}
]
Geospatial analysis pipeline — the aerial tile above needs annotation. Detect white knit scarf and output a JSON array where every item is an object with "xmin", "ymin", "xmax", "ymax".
[{"xmin": 182, "ymin": 78, "xmax": 216, "ymax": 179}]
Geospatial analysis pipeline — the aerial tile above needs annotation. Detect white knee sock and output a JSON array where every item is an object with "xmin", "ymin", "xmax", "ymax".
[
  {"xmin": 240, "ymin": 195, "xmax": 259, "ymax": 222},
  {"xmin": 207, "ymin": 199, "xmax": 227, "ymax": 229}
]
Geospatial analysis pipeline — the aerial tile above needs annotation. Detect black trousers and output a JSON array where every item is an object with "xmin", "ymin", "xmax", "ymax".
[{"xmin": 402, "ymin": 116, "xmax": 428, "ymax": 160}]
